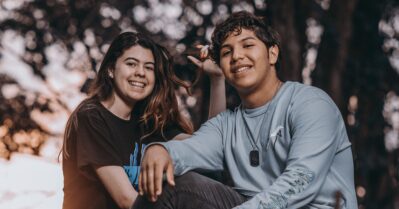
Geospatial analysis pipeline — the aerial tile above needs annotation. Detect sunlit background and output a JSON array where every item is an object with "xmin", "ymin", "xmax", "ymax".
[{"xmin": 0, "ymin": 0, "xmax": 399, "ymax": 208}]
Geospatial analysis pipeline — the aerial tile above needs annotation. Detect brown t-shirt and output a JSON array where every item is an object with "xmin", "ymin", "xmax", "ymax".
[{"xmin": 62, "ymin": 99, "xmax": 182, "ymax": 209}]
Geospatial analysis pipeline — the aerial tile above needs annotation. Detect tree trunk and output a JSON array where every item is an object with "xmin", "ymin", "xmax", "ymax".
[
  {"xmin": 267, "ymin": 0, "xmax": 306, "ymax": 82},
  {"xmin": 313, "ymin": 0, "xmax": 358, "ymax": 111}
]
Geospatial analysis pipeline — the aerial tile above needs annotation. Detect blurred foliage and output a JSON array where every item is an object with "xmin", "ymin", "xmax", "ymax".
[{"xmin": 1, "ymin": 0, "xmax": 399, "ymax": 208}]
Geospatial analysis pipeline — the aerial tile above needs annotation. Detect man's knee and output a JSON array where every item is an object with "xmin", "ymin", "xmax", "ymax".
[
  {"xmin": 133, "ymin": 172, "xmax": 245, "ymax": 209},
  {"xmin": 132, "ymin": 172, "xmax": 215, "ymax": 209},
  {"xmin": 173, "ymin": 172, "xmax": 217, "ymax": 189}
]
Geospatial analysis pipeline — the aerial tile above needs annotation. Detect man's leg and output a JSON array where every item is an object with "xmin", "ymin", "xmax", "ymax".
[{"xmin": 133, "ymin": 172, "xmax": 246, "ymax": 209}]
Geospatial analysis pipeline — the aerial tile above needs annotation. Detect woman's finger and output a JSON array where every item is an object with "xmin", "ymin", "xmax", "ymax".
[{"xmin": 187, "ymin": 56, "xmax": 203, "ymax": 68}]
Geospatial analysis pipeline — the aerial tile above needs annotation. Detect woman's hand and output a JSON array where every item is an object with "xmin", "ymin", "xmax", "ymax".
[
  {"xmin": 187, "ymin": 44, "xmax": 226, "ymax": 118},
  {"xmin": 187, "ymin": 45, "xmax": 224, "ymax": 78}
]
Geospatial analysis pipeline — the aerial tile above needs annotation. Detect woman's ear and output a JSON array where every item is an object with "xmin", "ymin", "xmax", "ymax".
[
  {"xmin": 268, "ymin": 45, "xmax": 279, "ymax": 65},
  {"xmin": 108, "ymin": 69, "xmax": 114, "ymax": 79}
]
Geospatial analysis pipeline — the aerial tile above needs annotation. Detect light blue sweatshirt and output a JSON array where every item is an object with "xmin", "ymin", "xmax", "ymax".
[{"xmin": 160, "ymin": 82, "xmax": 358, "ymax": 209}]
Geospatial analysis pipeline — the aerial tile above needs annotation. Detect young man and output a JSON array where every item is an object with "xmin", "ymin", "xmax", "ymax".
[{"xmin": 134, "ymin": 11, "xmax": 358, "ymax": 209}]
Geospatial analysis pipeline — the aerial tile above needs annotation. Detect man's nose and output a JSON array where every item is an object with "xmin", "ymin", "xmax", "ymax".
[{"xmin": 231, "ymin": 49, "xmax": 244, "ymax": 63}]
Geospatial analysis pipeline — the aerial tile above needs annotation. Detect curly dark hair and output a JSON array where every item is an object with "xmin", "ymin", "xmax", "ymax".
[{"xmin": 210, "ymin": 11, "xmax": 281, "ymax": 70}]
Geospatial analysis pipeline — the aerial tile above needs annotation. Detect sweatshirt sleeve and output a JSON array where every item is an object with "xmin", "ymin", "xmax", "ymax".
[
  {"xmin": 234, "ymin": 97, "xmax": 345, "ymax": 209},
  {"xmin": 159, "ymin": 113, "xmax": 226, "ymax": 175}
]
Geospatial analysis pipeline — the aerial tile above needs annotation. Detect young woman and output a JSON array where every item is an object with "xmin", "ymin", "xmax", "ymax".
[{"xmin": 61, "ymin": 32, "xmax": 224, "ymax": 209}]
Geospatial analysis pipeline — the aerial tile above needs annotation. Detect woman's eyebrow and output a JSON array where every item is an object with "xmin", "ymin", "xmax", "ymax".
[{"xmin": 124, "ymin": 57, "xmax": 154, "ymax": 65}]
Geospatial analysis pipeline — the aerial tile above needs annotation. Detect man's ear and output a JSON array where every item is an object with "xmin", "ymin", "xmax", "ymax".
[{"xmin": 268, "ymin": 45, "xmax": 279, "ymax": 65}]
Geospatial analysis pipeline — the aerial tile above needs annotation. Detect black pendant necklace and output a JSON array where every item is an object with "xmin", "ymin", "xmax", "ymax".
[
  {"xmin": 241, "ymin": 81, "xmax": 283, "ymax": 167},
  {"xmin": 249, "ymin": 150, "xmax": 260, "ymax": 166},
  {"xmin": 241, "ymin": 107, "xmax": 267, "ymax": 167}
]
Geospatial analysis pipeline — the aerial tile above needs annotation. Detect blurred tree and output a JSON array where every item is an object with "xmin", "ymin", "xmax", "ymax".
[
  {"xmin": 266, "ymin": 0, "xmax": 307, "ymax": 82},
  {"xmin": 313, "ymin": 0, "xmax": 358, "ymax": 111},
  {"xmin": 347, "ymin": 0, "xmax": 399, "ymax": 208},
  {"xmin": 1, "ymin": 0, "xmax": 399, "ymax": 208}
]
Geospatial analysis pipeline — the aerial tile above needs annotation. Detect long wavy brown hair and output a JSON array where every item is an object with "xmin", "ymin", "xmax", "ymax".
[{"xmin": 62, "ymin": 32, "xmax": 193, "ymax": 158}]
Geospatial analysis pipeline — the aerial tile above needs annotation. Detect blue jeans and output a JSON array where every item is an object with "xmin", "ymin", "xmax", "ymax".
[{"xmin": 133, "ymin": 172, "xmax": 247, "ymax": 209}]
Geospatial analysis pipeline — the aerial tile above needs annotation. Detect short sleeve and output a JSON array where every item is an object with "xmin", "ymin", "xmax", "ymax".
[
  {"xmin": 143, "ymin": 122, "xmax": 184, "ymax": 144},
  {"xmin": 75, "ymin": 110, "xmax": 122, "ymax": 170},
  {"xmin": 162, "ymin": 123, "xmax": 183, "ymax": 139}
]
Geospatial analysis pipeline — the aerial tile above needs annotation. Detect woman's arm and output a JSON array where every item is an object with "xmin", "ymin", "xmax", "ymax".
[
  {"xmin": 208, "ymin": 71, "xmax": 226, "ymax": 118},
  {"xmin": 95, "ymin": 165, "xmax": 138, "ymax": 209},
  {"xmin": 187, "ymin": 45, "xmax": 226, "ymax": 118}
]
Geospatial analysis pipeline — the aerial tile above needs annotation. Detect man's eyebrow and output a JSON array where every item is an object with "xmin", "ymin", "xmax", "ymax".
[
  {"xmin": 241, "ymin": 37, "xmax": 257, "ymax": 42},
  {"xmin": 221, "ymin": 36, "xmax": 257, "ymax": 49},
  {"xmin": 124, "ymin": 57, "xmax": 155, "ymax": 65},
  {"xmin": 221, "ymin": 43, "xmax": 231, "ymax": 49}
]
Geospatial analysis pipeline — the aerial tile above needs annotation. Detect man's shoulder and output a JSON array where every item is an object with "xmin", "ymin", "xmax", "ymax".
[
  {"xmin": 205, "ymin": 108, "xmax": 238, "ymax": 127},
  {"xmin": 282, "ymin": 82, "xmax": 341, "ymax": 119},
  {"xmin": 285, "ymin": 81, "xmax": 333, "ymax": 105},
  {"xmin": 213, "ymin": 107, "xmax": 239, "ymax": 118}
]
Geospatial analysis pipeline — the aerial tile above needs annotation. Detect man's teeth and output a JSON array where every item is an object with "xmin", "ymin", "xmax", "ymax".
[
  {"xmin": 236, "ymin": 66, "xmax": 250, "ymax": 72},
  {"xmin": 129, "ymin": 81, "xmax": 145, "ymax": 88}
]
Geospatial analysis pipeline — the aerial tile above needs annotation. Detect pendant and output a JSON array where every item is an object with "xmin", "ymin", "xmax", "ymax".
[{"xmin": 249, "ymin": 150, "xmax": 259, "ymax": 167}]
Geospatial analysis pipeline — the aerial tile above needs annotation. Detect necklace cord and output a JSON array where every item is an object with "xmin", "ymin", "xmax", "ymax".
[{"xmin": 241, "ymin": 81, "xmax": 283, "ymax": 150}]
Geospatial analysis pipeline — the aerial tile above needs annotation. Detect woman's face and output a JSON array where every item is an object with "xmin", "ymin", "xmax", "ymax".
[{"xmin": 110, "ymin": 45, "xmax": 156, "ymax": 103}]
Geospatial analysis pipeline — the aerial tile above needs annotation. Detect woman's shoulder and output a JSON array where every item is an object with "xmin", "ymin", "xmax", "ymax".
[{"xmin": 74, "ymin": 98, "xmax": 104, "ymax": 120}]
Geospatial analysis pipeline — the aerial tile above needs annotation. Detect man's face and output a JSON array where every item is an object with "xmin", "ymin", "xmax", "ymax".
[{"xmin": 219, "ymin": 29, "xmax": 278, "ymax": 95}]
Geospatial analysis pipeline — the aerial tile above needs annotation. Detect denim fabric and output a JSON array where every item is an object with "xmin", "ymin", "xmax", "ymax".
[{"xmin": 133, "ymin": 172, "xmax": 247, "ymax": 209}]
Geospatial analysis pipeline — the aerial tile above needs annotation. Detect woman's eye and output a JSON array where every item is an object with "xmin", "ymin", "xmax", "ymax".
[
  {"xmin": 126, "ymin": 62, "xmax": 137, "ymax": 67},
  {"xmin": 244, "ymin": 44, "xmax": 254, "ymax": 48},
  {"xmin": 145, "ymin": 66, "xmax": 154, "ymax": 71},
  {"xmin": 221, "ymin": 50, "xmax": 231, "ymax": 57}
]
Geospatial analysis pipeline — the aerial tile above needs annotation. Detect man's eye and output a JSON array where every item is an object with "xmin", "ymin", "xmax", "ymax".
[{"xmin": 244, "ymin": 44, "xmax": 254, "ymax": 48}]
